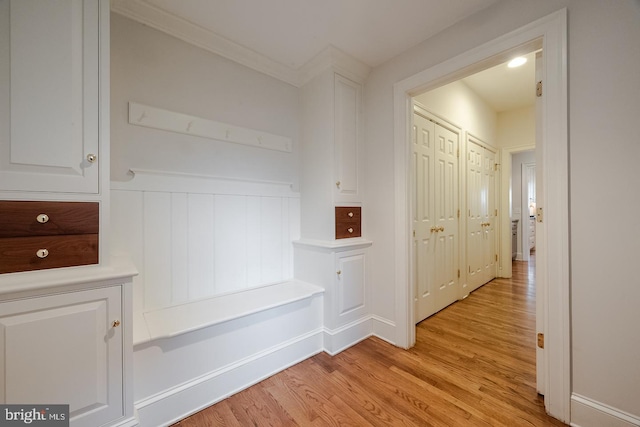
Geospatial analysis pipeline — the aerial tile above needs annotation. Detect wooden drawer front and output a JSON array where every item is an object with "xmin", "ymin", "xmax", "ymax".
[
  {"xmin": 0, "ymin": 201, "xmax": 99, "ymax": 237},
  {"xmin": 0, "ymin": 234, "xmax": 98, "ymax": 274},
  {"xmin": 335, "ymin": 207, "xmax": 362, "ymax": 239}
]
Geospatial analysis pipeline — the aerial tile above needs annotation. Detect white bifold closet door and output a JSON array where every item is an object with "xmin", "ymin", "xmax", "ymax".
[
  {"xmin": 467, "ymin": 136, "xmax": 497, "ymax": 292},
  {"xmin": 412, "ymin": 110, "xmax": 460, "ymax": 324}
]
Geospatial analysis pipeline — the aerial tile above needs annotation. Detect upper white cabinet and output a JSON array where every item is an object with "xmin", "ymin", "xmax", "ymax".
[
  {"xmin": 334, "ymin": 74, "xmax": 361, "ymax": 203},
  {"xmin": 300, "ymin": 68, "xmax": 364, "ymax": 241},
  {"xmin": 0, "ymin": 0, "xmax": 102, "ymax": 194}
]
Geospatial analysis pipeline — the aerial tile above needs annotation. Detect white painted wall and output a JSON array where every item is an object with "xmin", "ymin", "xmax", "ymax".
[
  {"xmin": 414, "ymin": 80, "xmax": 497, "ymax": 144},
  {"xmin": 110, "ymin": 13, "xmax": 300, "ymax": 188},
  {"xmin": 364, "ymin": 0, "xmax": 640, "ymax": 422}
]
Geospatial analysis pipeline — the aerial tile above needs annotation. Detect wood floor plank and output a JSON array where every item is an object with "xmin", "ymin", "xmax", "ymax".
[{"xmin": 173, "ymin": 257, "xmax": 567, "ymax": 426}]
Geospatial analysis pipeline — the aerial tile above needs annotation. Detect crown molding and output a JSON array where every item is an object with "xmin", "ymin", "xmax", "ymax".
[
  {"xmin": 298, "ymin": 45, "xmax": 371, "ymax": 86},
  {"xmin": 110, "ymin": 0, "xmax": 371, "ymax": 88},
  {"xmin": 110, "ymin": 0, "xmax": 300, "ymax": 86}
]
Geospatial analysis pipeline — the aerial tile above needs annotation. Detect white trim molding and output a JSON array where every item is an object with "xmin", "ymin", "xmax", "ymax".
[
  {"xmin": 571, "ymin": 394, "xmax": 640, "ymax": 427},
  {"xmin": 110, "ymin": 1, "xmax": 371, "ymax": 87},
  {"xmin": 393, "ymin": 8, "xmax": 569, "ymax": 423}
]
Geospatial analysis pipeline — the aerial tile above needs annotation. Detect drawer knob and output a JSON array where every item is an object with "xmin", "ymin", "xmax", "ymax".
[
  {"xmin": 36, "ymin": 213, "xmax": 49, "ymax": 224},
  {"xmin": 348, "ymin": 227, "xmax": 354, "ymax": 233},
  {"xmin": 348, "ymin": 212, "xmax": 354, "ymax": 218},
  {"xmin": 112, "ymin": 320, "xmax": 121, "ymax": 328},
  {"xmin": 36, "ymin": 248, "xmax": 49, "ymax": 259},
  {"xmin": 87, "ymin": 153, "xmax": 97, "ymax": 163}
]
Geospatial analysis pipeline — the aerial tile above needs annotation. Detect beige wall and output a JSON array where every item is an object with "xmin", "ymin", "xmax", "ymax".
[{"xmin": 110, "ymin": 13, "xmax": 300, "ymax": 188}]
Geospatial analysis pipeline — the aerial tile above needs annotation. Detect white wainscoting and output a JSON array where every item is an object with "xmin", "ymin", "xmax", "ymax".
[{"xmin": 111, "ymin": 169, "xmax": 301, "ymax": 315}]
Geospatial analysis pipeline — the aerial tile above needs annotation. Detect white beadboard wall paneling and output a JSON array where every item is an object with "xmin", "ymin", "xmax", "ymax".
[
  {"xmin": 111, "ymin": 170, "xmax": 300, "ymax": 312},
  {"xmin": 171, "ymin": 193, "xmax": 189, "ymax": 305},
  {"xmin": 143, "ymin": 191, "xmax": 173, "ymax": 309},
  {"xmin": 187, "ymin": 194, "xmax": 216, "ymax": 301},
  {"xmin": 128, "ymin": 102, "xmax": 293, "ymax": 153},
  {"xmin": 214, "ymin": 195, "xmax": 248, "ymax": 294}
]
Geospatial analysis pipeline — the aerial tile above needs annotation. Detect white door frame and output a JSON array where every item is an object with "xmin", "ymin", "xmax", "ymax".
[
  {"xmin": 522, "ymin": 161, "xmax": 536, "ymax": 262},
  {"xmin": 392, "ymin": 9, "xmax": 569, "ymax": 422}
]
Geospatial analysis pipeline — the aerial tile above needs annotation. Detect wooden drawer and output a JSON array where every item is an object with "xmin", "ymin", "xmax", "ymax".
[
  {"xmin": 335, "ymin": 207, "xmax": 362, "ymax": 239},
  {"xmin": 0, "ymin": 201, "xmax": 99, "ymax": 237},
  {"xmin": 0, "ymin": 234, "xmax": 98, "ymax": 274}
]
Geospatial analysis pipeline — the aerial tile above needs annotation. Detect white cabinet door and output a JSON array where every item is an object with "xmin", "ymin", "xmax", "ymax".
[
  {"xmin": 334, "ymin": 74, "xmax": 361, "ymax": 203},
  {"xmin": 335, "ymin": 249, "xmax": 366, "ymax": 325},
  {"xmin": 0, "ymin": 0, "xmax": 99, "ymax": 193},
  {"xmin": 0, "ymin": 286, "xmax": 123, "ymax": 427}
]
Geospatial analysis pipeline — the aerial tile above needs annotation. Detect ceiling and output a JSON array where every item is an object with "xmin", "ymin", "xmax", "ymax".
[
  {"xmin": 461, "ymin": 51, "xmax": 537, "ymax": 112},
  {"xmin": 111, "ymin": 0, "xmax": 535, "ymax": 112}
]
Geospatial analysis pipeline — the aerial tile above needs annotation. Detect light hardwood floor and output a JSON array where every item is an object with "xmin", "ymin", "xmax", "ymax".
[{"xmin": 174, "ymin": 257, "xmax": 567, "ymax": 426}]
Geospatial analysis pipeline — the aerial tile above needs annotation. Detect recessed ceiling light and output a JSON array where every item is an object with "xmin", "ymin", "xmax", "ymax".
[{"xmin": 508, "ymin": 57, "xmax": 527, "ymax": 68}]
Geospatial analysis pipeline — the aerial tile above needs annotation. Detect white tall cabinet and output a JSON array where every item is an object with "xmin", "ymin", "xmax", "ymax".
[
  {"xmin": 294, "ymin": 58, "xmax": 372, "ymax": 354},
  {"xmin": 0, "ymin": 2, "xmax": 136, "ymax": 426}
]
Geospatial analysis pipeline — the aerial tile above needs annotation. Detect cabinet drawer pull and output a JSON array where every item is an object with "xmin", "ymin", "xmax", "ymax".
[
  {"xmin": 348, "ymin": 227, "xmax": 354, "ymax": 233},
  {"xmin": 36, "ymin": 213, "xmax": 49, "ymax": 224},
  {"xmin": 36, "ymin": 248, "xmax": 49, "ymax": 258},
  {"xmin": 348, "ymin": 212, "xmax": 354, "ymax": 218}
]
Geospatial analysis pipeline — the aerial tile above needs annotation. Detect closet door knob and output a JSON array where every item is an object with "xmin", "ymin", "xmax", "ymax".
[
  {"xmin": 112, "ymin": 320, "xmax": 121, "ymax": 328},
  {"xmin": 87, "ymin": 153, "xmax": 97, "ymax": 163}
]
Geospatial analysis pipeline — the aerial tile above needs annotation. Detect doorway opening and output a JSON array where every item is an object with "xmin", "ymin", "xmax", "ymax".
[{"xmin": 393, "ymin": 9, "xmax": 569, "ymax": 422}]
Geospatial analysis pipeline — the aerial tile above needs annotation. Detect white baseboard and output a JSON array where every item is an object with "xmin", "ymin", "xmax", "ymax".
[
  {"xmin": 323, "ymin": 316, "xmax": 373, "ymax": 355},
  {"xmin": 371, "ymin": 315, "xmax": 396, "ymax": 345},
  {"xmin": 134, "ymin": 330, "xmax": 323, "ymax": 427},
  {"xmin": 571, "ymin": 394, "xmax": 640, "ymax": 427}
]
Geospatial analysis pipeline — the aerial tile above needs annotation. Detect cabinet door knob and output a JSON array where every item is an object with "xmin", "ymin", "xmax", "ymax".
[
  {"xmin": 335, "ymin": 181, "xmax": 341, "ymax": 188},
  {"xmin": 87, "ymin": 153, "xmax": 97, "ymax": 163},
  {"xmin": 336, "ymin": 270, "xmax": 342, "ymax": 275},
  {"xmin": 36, "ymin": 248, "xmax": 49, "ymax": 258},
  {"xmin": 36, "ymin": 213, "xmax": 49, "ymax": 224},
  {"xmin": 112, "ymin": 320, "xmax": 121, "ymax": 328},
  {"xmin": 348, "ymin": 227, "xmax": 354, "ymax": 233},
  {"xmin": 348, "ymin": 212, "xmax": 354, "ymax": 218}
]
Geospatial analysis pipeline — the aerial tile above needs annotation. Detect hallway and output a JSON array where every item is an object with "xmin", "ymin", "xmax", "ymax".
[{"xmin": 175, "ymin": 257, "xmax": 567, "ymax": 426}]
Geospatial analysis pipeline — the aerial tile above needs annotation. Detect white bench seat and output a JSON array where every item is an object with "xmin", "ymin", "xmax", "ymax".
[{"xmin": 133, "ymin": 280, "xmax": 324, "ymax": 345}]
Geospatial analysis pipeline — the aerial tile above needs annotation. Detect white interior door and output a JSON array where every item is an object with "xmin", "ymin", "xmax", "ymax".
[
  {"xmin": 433, "ymin": 124, "xmax": 459, "ymax": 312},
  {"xmin": 467, "ymin": 139, "xmax": 484, "ymax": 291},
  {"xmin": 467, "ymin": 137, "xmax": 497, "ymax": 292},
  {"xmin": 482, "ymin": 147, "xmax": 497, "ymax": 284},
  {"xmin": 412, "ymin": 113, "xmax": 436, "ymax": 322},
  {"xmin": 413, "ymin": 108, "xmax": 459, "ymax": 323},
  {"xmin": 534, "ymin": 50, "xmax": 546, "ymax": 397}
]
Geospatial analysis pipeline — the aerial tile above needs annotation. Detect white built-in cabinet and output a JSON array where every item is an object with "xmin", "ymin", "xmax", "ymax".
[
  {"xmin": 0, "ymin": 281, "xmax": 132, "ymax": 427},
  {"xmin": 0, "ymin": 2, "xmax": 135, "ymax": 426},
  {"xmin": 295, "ymin": 63, "xmax": 371, "ymax": 352},
  {"xmin": 0, "ymin": 0, "xmax": 101, "ymax": 194}
]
